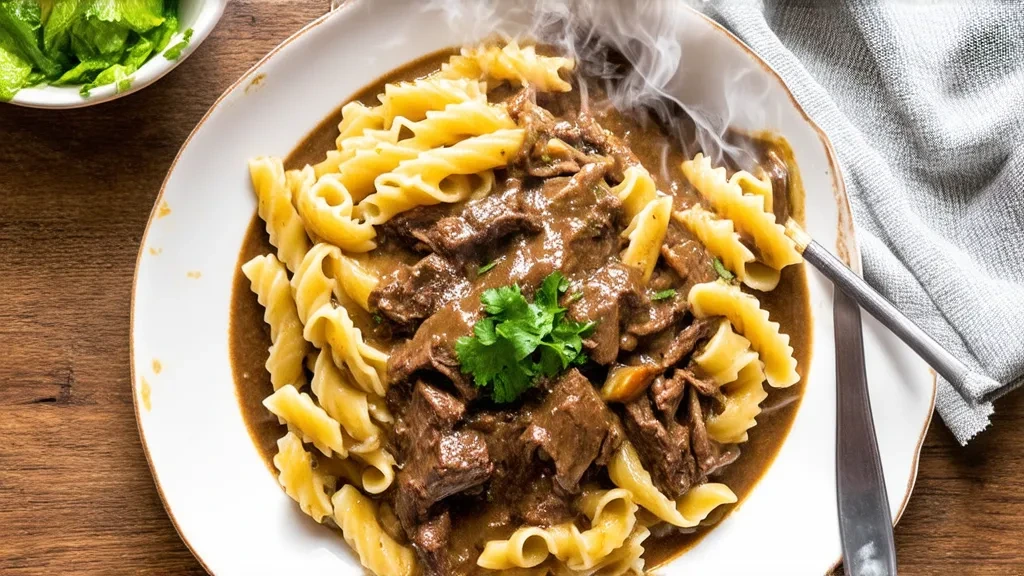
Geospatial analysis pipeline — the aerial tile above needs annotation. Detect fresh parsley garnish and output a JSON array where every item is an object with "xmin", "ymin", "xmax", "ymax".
[
  {"xmin": 651, "ymin": 288, "xmax": 677, "ymax": 301},
  {"xmin": 478, "ymin": 260, "xmax": 498, "ymax": 275},
  {"xmin": 712, "ymin": 257, "xmax": 735, "ymax": 281},
  {"xmin": 455, "ymin": 272, "xmax": 595, "ymax": 403},
  {"xmin": 371, "ymin": 313, "xmax": 383, "ymax": 325}
]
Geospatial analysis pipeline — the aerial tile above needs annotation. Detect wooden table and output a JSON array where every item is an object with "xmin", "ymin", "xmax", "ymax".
[{"xmin": 0, "ymin": 2, "xmax": 1019, "ymax": 574}]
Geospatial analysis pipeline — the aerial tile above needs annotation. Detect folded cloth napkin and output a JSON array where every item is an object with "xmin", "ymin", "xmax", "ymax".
[{"xmin": 705, "ymin": 0, "xmax": 1024, "ymax": 444}]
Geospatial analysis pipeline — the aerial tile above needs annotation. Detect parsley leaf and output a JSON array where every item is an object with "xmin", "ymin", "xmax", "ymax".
[
  {"xmin": 712, "ymin": 257, "xmax": 735, "ymax": 281},
  {"xmin": 455, "ymin": 271, "xmax": 595, "ymax": 403},
  {"xmin": 651, "ymin": 288, "xmax": 677, "ymax": 301}
]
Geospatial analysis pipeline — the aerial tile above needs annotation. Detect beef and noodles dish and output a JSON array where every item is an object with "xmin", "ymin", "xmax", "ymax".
[{"xmin": 230, "ymin": 41, "xmax": 811, "ymax": 575}]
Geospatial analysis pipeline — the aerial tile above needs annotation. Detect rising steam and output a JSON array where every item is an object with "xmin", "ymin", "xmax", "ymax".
[{"xmin": 422, "ymin": 0, "xmax": 762, "ymax": 174}]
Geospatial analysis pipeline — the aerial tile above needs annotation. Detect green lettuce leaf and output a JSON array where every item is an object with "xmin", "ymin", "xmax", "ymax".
[
  {"xmin": 53, "ymin": 54, "xmax": 114, "ymax": 84},
  {"xmin": 0, "ymin": 0, "xmax": 61, "ymax": 77},
  {"xmin": 85, "ymin": 0, "xmax": 164, "ymax": 33},
  {"xmin": 70, "ymin": 16, "xmax": 128, "ymax": 58},
  {"xmin": 43, "ymin": 0, "xmax": 86, "ymax": 58},
  {"xmin": 1, "ymin": 0, "xmax": 178, "ymax": 98},
  {"xmin": 162, "ymin": 26, "xmax": 190, "ymax": 60},
  {"xmin": 122, "ymin": 34, "xmax": 152, "ymax": 69},
  {"xmin": 79, "ymin": 61, "xmax": 131, "ymax": 96},
  {"xmin": 144, "ymin": 10, "xmax": 176, "ymax": 53},
  {"xmin": 0, "ymin": 37, "xmax": 32, "ymax": 100}
]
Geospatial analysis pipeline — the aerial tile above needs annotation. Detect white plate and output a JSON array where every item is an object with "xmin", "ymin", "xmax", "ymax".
[
  {"xmin": 131, "ymin": 2, "xmax": 936, "ymax": 574},
  {"xmin": 8, "ymin": 0, "xmax": 227, "ymax": 109}
]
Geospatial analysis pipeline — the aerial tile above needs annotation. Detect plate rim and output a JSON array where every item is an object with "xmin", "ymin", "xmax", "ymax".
[{"xmin": 128, "ymin": 5, "xmax": 937, "ymax": 574}]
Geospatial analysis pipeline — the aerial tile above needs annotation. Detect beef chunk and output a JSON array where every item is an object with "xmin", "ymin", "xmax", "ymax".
[
  {"xmin": 395, "ymin": 382, "xmax": 492, "ymax": 530},
  {"xmin": 412, "ymin": 511, "xmax": 452, "ymax": 576},
  {"xmin": 523, "ymin": 369, "xmax": 623, "ymax": 492},
  {"xmin": 388, "ymin": 327, "xmax": 478, "ymax": 401},
  {"xmin": 651, "ymin": 371, "xmax": 687, "ymax": 421},
  {"xmin": 661, "ymin": 317, "xmax": 719, "ymax": 368},
  {"xmin": 518, "ymin": 477, "xmax": 575, "ymax": 527},
  {"xmin": 626, "ymin": 295, "xmax": 688, "ymax": 338},
  {"xmin": 370, "ymin": 254, "xmax": 470, "ymax": 330},
  {"xmin": 661, "ymin": 226, "xmax": 718, "ymax": 290},
  {"xmin": 395, "ymin": 428, "xmax": 491, "ymax": 526},
  {"xmin": 417, "ymin": 185, "xmax": 543, "ymax": 259},
  {"xmin": 621, "ymin": 395, "xmax": 696, "ymax": 499},
  {"xmin": 537, "ymin": 164, "xmax": 624, "ymax": 277},
  {"xmin": 568, "ymin": 262, "xmax": 644, "ymax": 365},
  {"xmin": 377, "ymin": 204, "xmax": 448, "ymax": 252},
  {"xmin": 568, "ymin": 112, "xmax": 640, "ymax": 181},
  {"xmin": 410, "ymin": 379, "xmax": 465, "ymax": 434}
]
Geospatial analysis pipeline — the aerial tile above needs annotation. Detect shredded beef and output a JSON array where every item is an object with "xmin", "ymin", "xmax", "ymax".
[
  {"xmin": 660, "ymin": 317, "xmax": 719, "ymax": 368},
  {"xmin": 621, "ymin": 395, "xmax": 696, "ymax": 499},
  {"xmin": 651, "ymin": 371, "xmax": 687, "ymax": 421}
]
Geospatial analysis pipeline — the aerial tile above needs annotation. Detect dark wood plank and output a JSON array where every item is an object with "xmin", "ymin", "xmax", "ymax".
[{"xmin": 0, "ymin": 1, "xmax": 1020, "ymax": 573}]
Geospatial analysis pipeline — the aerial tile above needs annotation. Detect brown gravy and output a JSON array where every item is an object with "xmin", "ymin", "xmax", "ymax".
[{"xmin": 229, "ymin": 49, "xmax": 812, "ymax": 571}]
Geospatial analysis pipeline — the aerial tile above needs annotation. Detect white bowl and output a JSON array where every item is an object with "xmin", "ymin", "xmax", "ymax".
[
  {"xmin": 8, "ymin": 0, "xmax": 227, "ymax": 109},
  {"xmin": 131, "ymin": 2, "xmax": 936, "ymax": 574}
]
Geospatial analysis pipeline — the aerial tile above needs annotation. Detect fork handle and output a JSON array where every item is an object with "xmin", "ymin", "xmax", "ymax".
[{"xmin": 802, "ymin": 240, "xmax": 973, "ymax": 403}]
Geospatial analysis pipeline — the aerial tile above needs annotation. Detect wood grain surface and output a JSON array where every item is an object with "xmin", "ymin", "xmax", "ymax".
[{"xmin": 0, "ymin": 2, "xmax": 1019, "ymax": 574}]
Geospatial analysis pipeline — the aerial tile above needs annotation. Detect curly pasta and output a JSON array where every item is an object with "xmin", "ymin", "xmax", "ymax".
[
  {"xmin": 304, "ymin": 304, "xmax": 388, "ymax": 397},
  {"xmin": 707, "ymin": 358, "xmax": 769, "ymax": 444},
  {"xmin": 336, "ymin": 101, "xmax": 386, "ymax": 148},
  {"xmin": 359, "ymin": 128, "xmax": 523, "ymax": 224},
  {"xmin": 335, "ymin": 253, "xmax": 378, "ymax": 312},
  {"xmin": 331, "ymin": 485, "xmax": 417, "ymax": 576},
  {"xmin": 608, "ymin": 441, "xmax": 687, "ymax": 527},
  {"xmin": 674, "ymin": 205, "xmax": 781, "ymax": 292},
  {"xmin": 681, "ymin": 153, "xmax": 802, "ymax": 270},
  {"xmin": 330, "ymin": 99, "xmax": 517, "ymax": 202},
  {"xmin": 291, "ymin": 243, "xmax": 340, "ymax": 326},
  {"xmin": 378, "ymin": 76, "xmax": 485, "ymax": 127},
  {"xmin": 676, "ymin": 482, "xmax": 738, "ymax": 524},
  {"xmin": 295, "ymin": 173, "xmax": 377, "ymax": 253},
  {"xmin": 310, "ymin": 349, "xmax": 381, "ymax": 453},
  {"xmin": 351, "ymin": 448, "xmax": 397, "ymax": 494},
  {"xmin": 608, "ymin": 440, "xmax": 736, "ymax": 530},
  {"xmin": 273, "ymin": 432, "xmax": 336, "ymax": 523},
  {"xmin": 621, "ymin": 196, "xmax": 672, "ymax": 283},
  {"xmin": 263, "ymin": 384, "xmax": 348, "ymax": 458},
  {"xmin": 241, "ymin": 254, "xmax": 309, "ymax": 390},
  {"xmin": 730, "ymin": 169, "xmax": 774, "ymax": 213},
  {"xmin": 315, "ymin": 122, "xmax": 403, "ymax": 179},
  {"xmin": 611, "ymin": 165, "xmax": 658, "ymax": 221},
  {"xmin": 688, "ymin": 280, "xmax": 799, "ymax": 388},
  {"xmin": 441, "ymin": 41, "xmax": 576, "ymax": 92},
  {"xmin": 552, "ymin": 524, "xmax": 647, "ymax": 573},
  {"xmin": 477, "ymin": 488, "xmax": 637, "ymax": 571},
  {"xmin": 249, "ymin": 157, "xmax": 311, "ymax": 273},
  {"xmin": 692, "ymin": 320, "xmax": 758, "ymax": 386}
]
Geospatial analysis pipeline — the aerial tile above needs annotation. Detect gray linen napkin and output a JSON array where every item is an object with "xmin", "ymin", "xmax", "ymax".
[{"xmin": 705, "ymin": 0, "xmax": 1024, "ymax": 444}]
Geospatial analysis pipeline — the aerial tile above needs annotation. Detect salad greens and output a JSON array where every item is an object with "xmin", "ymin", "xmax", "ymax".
[{"xmin": 0, "ymin": 0, "xmax": 192, "ymax": 101}]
